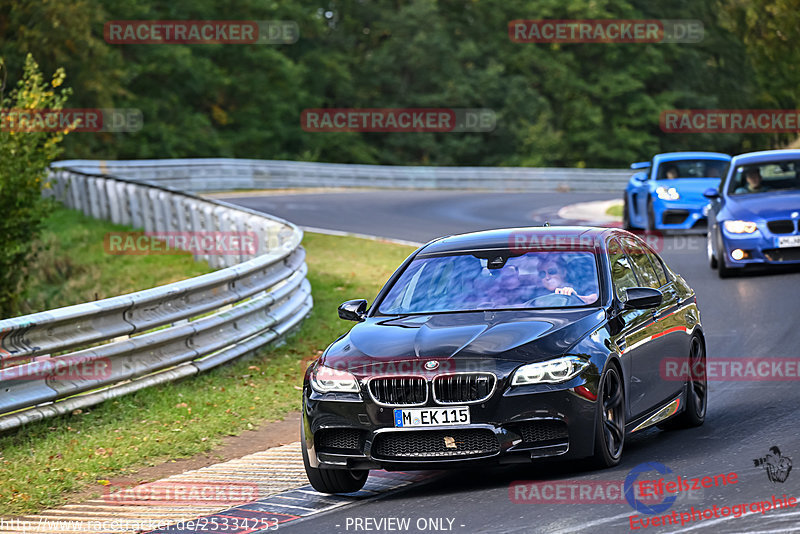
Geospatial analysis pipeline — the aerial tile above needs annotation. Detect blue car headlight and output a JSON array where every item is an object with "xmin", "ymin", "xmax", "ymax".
[
  {"xmin": 724, "ymin": 220, "xmax": 758, "ymax": 234},
  {"xmin": 511, "ymin": 356, "xmax": 588, "ymax": 385},
  {"xmin": 656, "ymin": 186, "xmax": 680, "ymax": 201}
]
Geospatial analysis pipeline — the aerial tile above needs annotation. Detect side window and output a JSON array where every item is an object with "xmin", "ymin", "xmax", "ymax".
[
  {"xmin": 608, "ymin": 238, "xmax": 639, "ymax": 301},
  {"xmin": 622, "ymin": 237, "xmax": 660, "ymax": 289},
  {"xmin": 645, "ymin": 249, "xmax": 668, "ymax": 287}
]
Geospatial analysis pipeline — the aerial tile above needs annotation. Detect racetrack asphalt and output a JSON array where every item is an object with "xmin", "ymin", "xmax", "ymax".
[{"xmin": 222, "ymin": 190, "xmax": 800, "ymax": 534}]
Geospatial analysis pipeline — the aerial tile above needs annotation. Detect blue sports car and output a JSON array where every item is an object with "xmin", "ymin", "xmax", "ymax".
[
  {"xmin": 623, "ymin": 152, "xmax": 731, "ymax": 231},
  {"xmin": 706, "ymin": 149, "xmax": 800, "ymax": 278}
]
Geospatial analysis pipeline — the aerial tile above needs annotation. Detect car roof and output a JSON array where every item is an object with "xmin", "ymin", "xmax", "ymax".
[
  {"xmin": 653, "ymin": 151, "xmax": 731, "ymax": 163},
  {"xmin": 418, "ymin": 226, "xmax": 611, "ymax": 255},
  {"xmin": 730, "ymin": 149, "xmax": 800, "ymax": 166}
]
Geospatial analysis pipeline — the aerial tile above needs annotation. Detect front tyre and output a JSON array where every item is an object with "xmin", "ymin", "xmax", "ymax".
[
  {"xmin": 302, "ymin": 424, "xmax": 368, "ymax": 494},
  {"xmin": 622, "ymin": 195, "xmax": 633, "ymax": 231},
  {"xmin": 707, "ymin": 230, "xmax": 718, "ymax": 269},
  {"xmin": 646, "ymin": 198, "xmax": 656, "ymax": 232},
  {"xmin": 590, "ymin": 366, "xmax": 625, "ymax": 468}
]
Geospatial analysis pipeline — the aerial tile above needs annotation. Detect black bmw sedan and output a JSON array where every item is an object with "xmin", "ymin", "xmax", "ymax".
[{"xmin": 301, "ymin": 227, "xmax": 707, "ymax": 493}]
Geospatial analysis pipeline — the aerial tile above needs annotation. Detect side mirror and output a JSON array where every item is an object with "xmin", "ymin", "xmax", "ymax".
[
  {"xmin": 623, "ymin": 287, "xmax": 663, "ymax": 310},
  {"xmin": 703, "ymin": 188, "xmax": 720, "ymax": 199},
  {"xmin": 630, "ymin": 161, "xmax": 651, "ymax": 170},
  {"xmin": 338, "ymin": 299, "xmax": 368, "ymax": 321},
  {"xmin": 632, "ymin": 172, "xmax": 648, "ymax": 182}
]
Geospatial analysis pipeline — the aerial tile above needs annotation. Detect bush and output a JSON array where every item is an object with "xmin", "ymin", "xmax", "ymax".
[{"xmin": 0, "ymin": 54, "xmax": 71, "ymax": 318}]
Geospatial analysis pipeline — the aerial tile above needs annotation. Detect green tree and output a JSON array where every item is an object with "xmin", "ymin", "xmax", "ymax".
[{"xmin": 0, "ymin": 54, "xmax": 71, "ymax": 317}]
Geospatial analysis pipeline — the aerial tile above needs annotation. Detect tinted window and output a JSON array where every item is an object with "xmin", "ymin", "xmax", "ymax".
[
  {"xmin": 645, "ymin": 249, "xmax": 668, "ymax": 287},
  {"xmin": 378, "ymin": 250, "xmax": 599, "ymax": 314},
  {"xmin": 608, "ymin": 238, "xmax": 639, "ymax": 301},
  {"xmin": 623, "ymin": 237, "xmax": 660, "ymax": 289},
  {"xmin": 728, "ymin": 160, "xmax": 800, "ymax": 195},
  {"xmin": 657, "ymin": 159, "xmax": 728, "ymax": 180}
]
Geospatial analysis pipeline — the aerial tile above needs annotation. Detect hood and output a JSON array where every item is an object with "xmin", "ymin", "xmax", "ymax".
[
  {"xmin": 726, "ymin": 190, "xmax": 800, "ymax": 221},
  {"xmin": 654, "ymin": 178, "xmax": 720, "ymax": 203},
  {"xmin": 321, "ymin": 309, "xmax": 605, "ymax": 373}
]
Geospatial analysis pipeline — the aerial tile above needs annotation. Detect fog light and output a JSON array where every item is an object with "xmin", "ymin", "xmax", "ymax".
[{"xmin": 731, "ymin": 249, "xmax": 745, "ymax": 261}]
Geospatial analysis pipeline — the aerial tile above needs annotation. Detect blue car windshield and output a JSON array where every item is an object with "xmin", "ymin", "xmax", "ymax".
[
  {"xmin": 378, "ymin": 251, "xmax": 600, "ymax": 314},
  {"xmin": 728, "ymin": 160, "xmax": 800, "ymax": 195},
  {"xmin": 657, "ymin": 159, "xmax": 728, "ymax": 180}
]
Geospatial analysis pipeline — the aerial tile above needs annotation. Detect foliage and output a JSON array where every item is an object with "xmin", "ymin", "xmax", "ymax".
[
  {"xmin": 0, "ymin": 1, "xmax": 796, "ymax": 165},
  {"xmin": 0, "ymin": 54, "xmax": 71, "ymax": 317}
]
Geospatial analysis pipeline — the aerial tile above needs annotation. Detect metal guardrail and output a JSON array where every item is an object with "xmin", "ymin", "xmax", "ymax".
[
  {"xmin": 53, "ymin": 159, "xmax": 633, "ymax": 193},
  {"xmin": 0, "ymin": 168, "xmax": 312, "ymax": 432}
]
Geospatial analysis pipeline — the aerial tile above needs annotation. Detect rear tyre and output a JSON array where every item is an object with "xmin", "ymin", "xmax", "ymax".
[
  {"xmin": 659, "ymin": 337, "xmax": 707, "ymax": 430},
  {"xmin": 622, "ymin": 195, "xmax": 633, "ymax": 231},
  {"xmin": 302, "ymin": 424, "xmax": 368, "ymax": 494},
  {"xmin": 590, "ymin": 366, "xmax": 625, "ymax": 468}
]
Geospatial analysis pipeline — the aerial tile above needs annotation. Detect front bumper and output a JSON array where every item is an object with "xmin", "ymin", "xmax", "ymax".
[
  {"xmin": 302, "ymin": 378, "xmax": 599, "ymax": 471},
  {"xmin": 720, "ymin": 226, "xmax": 800, "ymax": 267},
  {"xmin": 653, "ymin": 201, "xmax": 708, "ymax": 230}
]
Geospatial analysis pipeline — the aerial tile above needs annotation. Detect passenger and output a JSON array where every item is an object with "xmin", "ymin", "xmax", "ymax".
[
  {"xmin": 539, "ymin": 257, "xmax": 598, "ymax": 304},
  {"xmin": 735, "ymin": 168, "xmax": 769, "ymax": 194},
  {"xmin": 663, "ymin": 165, "xmax": 679, "ymax": 180}
]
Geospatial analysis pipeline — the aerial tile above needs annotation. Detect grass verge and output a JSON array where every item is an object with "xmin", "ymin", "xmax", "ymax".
[
  {"xmin": 19, "ymin": 208, "xmax": 213, "ymax": 315},
  {"xmin": 0, "ymin": 228, "xmax": 414, "ymax": 516},
  {"xmin": 605, "ymin": 203, "xmax": 623, "ymax": 217}
]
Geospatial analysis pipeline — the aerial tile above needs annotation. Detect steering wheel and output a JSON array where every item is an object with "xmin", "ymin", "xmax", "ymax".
[{"xmin": 525, "ymin": 292, "xmax": 584, "ymax": 307}]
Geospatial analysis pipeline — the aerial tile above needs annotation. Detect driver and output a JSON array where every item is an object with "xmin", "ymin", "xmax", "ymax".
[
  {"xmin": 539, "ymin": 257, "xmax": 598, "ymax": 304},
  {"xmin": 735, "ymin": 168, "xmax": 769, "ymax": 194}
]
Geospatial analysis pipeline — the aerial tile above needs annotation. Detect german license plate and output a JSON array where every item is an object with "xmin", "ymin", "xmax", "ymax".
[
  {"xmin": 777, "ymin": 235, "xmax": 800, "ymax": 248},
  {"xmin": 393, "ymin": 406, "xmax": 469, "ymax": 427}
]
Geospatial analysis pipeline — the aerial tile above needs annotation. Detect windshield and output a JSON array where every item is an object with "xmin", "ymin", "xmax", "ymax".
[
  {"xmin": 657, "ymin": 159, "xmax": 728, "ymax": 180},
  {"xmin": 728, "ymin": 160, "xmax": 800, "ymax": 195},
  {"xmin": 377, "ymin": 251, "xmax": 600, "ymax": 314}
]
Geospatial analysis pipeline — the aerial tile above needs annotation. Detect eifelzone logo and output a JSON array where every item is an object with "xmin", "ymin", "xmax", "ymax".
[{"xmin": 754, "ymin": 446, "xmax": 792, "ymax": 483}]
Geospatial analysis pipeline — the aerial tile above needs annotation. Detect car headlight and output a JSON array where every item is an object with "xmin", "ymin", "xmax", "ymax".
[
  {"xmin": 724, "ymin": 220, "xmax": 758, "ymax": 234},
  {"xmin": 511, "ymin": 356, "xmax": 589, "ymax": 386},
  {"xmin": 310, "ymin": 365, "xmax": 360, "ymax": 393},
  {"xmin": 656, "ymin": 186, "xmax": 680, "ymax": 201}
]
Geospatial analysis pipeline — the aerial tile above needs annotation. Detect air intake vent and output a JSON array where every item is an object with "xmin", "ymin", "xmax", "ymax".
[
  {"xmin": 432, "ymin": 373, "xmax": 495, "ymax": 404},
  {"xmin": 368, "ymin": 377, "xmax": 427, "ymax": 405}
]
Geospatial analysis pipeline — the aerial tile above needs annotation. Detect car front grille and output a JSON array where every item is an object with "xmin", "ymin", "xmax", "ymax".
[
  {"xmin": 368, "ymin": 377, "xmax": 427, "ymax": 405},
  {"xmin": 315, "ymin": 428, "xmax": 365, "ymax": 452},
  {"xmin": 372, "ymin": 429, "xmax": 500, "ymax": 459},
  {"xmin": 767, "ymin": 220, "xmax": 795, "ymax": 234},
  {"xmin": 662, "ymin": 210, "xmax": 689, "ymax": 225},
  {"xmin": 517, "ymin": 420, "xmax": 569, "ymax": 444},
  {"xmin": 432, "ymin": 373, "xmax": 496, "ymax": 404},
  {"xmin": 764, "ymin": 247, "xmax": 800, "ymax": 262}
]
